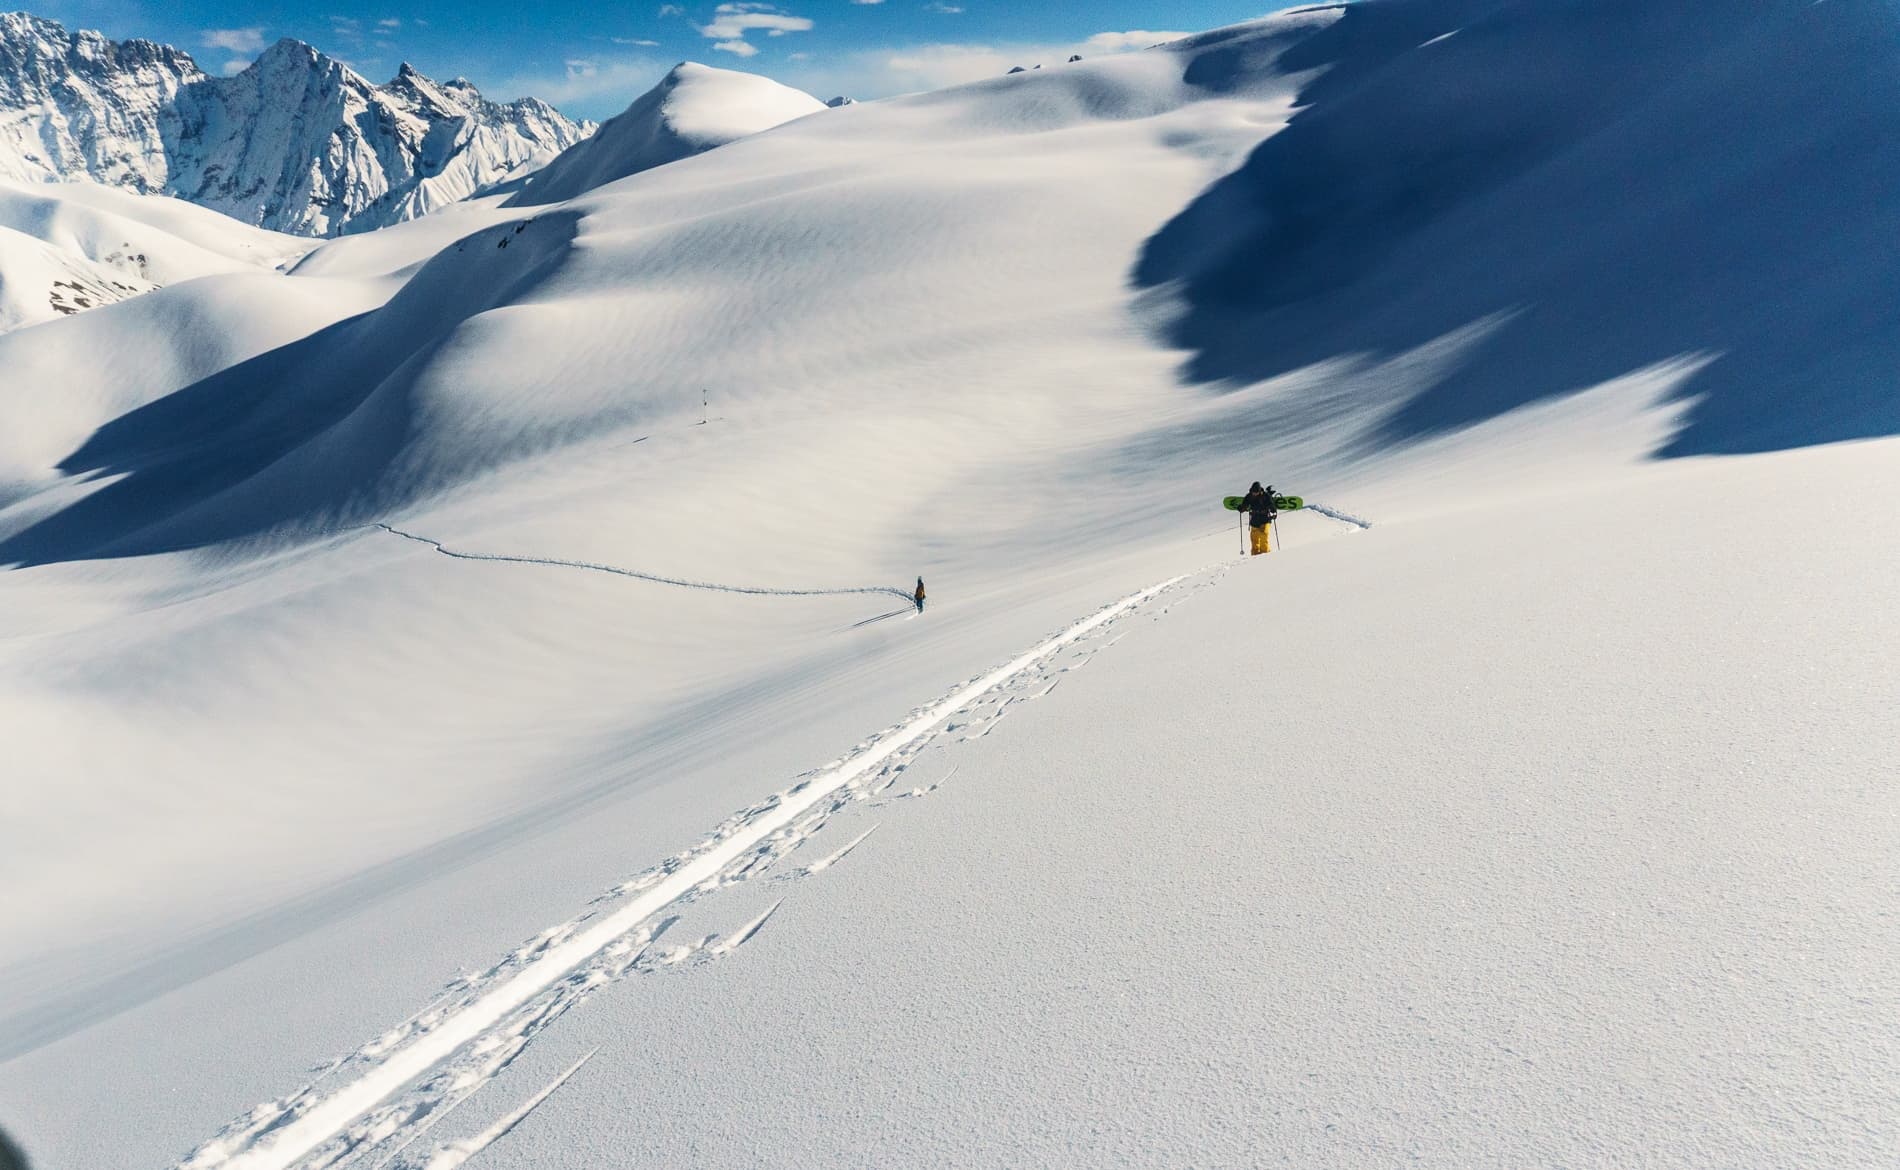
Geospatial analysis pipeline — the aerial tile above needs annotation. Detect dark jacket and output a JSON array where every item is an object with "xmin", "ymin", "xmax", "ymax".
[{"xmin": 1241, "ymin": 487, "xmax": 1277, "ymax": 527}]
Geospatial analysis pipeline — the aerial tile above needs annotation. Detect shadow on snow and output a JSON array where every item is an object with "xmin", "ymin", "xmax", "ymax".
[
  {"xmin": 1134, "ymin": 0, "xmax": 1900, "ymax": 459},
  {"xmin": 0, "ymin": 213, "xmax": 582, "ymax": 568}
]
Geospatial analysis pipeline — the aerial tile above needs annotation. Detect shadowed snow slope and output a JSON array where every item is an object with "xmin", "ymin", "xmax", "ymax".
[
  {"xmin": 507, "ymin": 63, "xmax": 826, "ymax": 208},
  {"xmin": 1135, "ymin": 0, "xmax": 1900, "ymax": 456},
  {"xmin": 0, "ymin": 4, "xmax": 1894, "ymax": 1168}
]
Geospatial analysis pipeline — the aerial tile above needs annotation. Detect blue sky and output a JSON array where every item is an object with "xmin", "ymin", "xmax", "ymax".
[{"xmin": 25, "ymin": 1, "xmax": 1286, "ymax": 118}]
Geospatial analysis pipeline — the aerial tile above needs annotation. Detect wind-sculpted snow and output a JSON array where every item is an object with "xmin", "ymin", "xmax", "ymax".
[
  {"xmin": 0, "ymin": 14, "xmax": 591, "ymax": 236},
  {"xmin": 1135, "ymin": 0, "xmax": 1900, "ymax": 457}
]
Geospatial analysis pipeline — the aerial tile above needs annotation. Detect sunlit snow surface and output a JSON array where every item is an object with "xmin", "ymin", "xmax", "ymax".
[{"xmin": 1, "ymin": 3, "xmax": 1896, "ymax": 1167}]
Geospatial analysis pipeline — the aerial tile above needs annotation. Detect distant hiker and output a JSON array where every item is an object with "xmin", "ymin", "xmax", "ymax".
[
  {"xmin": 1240, "ymin": 481, "xmax": 1277, "ymax": 555},
  {"xmin": 914, "ymin": 577, "xmax": 927, "ymax": 613}
]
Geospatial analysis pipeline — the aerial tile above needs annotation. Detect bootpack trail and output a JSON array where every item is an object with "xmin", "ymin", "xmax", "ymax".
[{"xmin": 374, "ymin": 524, "xmax": 917, "ymax": 604}]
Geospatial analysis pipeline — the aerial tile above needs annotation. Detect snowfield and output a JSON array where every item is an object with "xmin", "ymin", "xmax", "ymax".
[{"xmin": 1, "ymin": 2, "xmax": 1896, "ymax": 1168}]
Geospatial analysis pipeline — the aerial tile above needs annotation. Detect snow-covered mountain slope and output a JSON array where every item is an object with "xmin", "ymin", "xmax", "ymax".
[
  {"xmin": 0, "ymin": 11, "xmax": 198, "ymax": 188},
  {"xmin": 1134, "ymin": 0, "xmax": 1900, "ymax": 457},
  {"xmin": 0, "ymin": 179, "xmax": 307, "ymax": 330},
  {"xmin": 0, "ymin": 13, "xmax": 592, "ymax": 236},
  {"xmin": 508, "ymin": 63, "xmax": 825, "ymax": 207},
  {"xmin": 1, "ymin": 2, "xmax": 1897, "ymax": 1167}
]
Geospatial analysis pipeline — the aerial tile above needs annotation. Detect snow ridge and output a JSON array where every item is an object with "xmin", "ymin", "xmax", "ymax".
[
  {"xmin": 174, "ymin": 570, "xmax": 1199, "ymax": 1170},
  {"xmin": 375, "ymin": 524, "xmax": 915, "ymax": 603}
]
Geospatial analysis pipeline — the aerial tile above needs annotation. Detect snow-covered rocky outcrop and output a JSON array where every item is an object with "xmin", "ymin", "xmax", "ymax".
[
  {"xmin": 0, "ymin": 12, "xmax": 591, "ymax": 236},
  {"xmin": 0, "ymin": 178, "xmax": 307, "ymax": 331},
  {"xmin": 508, "ymin": 62, "xmax": 823, "ymax": 207}
]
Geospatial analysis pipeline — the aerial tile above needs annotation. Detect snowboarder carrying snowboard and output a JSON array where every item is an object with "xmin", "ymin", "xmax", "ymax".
[
  {"xmin": 1240, "ymin": 482, "xmax": 1277, "ymax": 555},
  {"xmin": 914, "ymin": 577, "xmax": 926, "ymax": 613}
]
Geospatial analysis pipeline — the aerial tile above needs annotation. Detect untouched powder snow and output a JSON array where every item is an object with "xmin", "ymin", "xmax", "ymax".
[
  {"xmin": 507, "ymin": 63, "xmax": 827, "ymax": 208},
  {"xmin": 1, "ymin": 2, "xmax": 1897, "ymax": 1167}
]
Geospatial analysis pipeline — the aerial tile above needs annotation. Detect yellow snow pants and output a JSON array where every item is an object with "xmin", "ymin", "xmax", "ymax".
[{"xmin": 1250, "ymin": 523, "xmax": 1272, "ymax": 555}]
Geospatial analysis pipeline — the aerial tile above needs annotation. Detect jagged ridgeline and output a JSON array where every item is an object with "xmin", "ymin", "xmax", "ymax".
[{"xmin": 0, "ymin": 12, "xmax": 594, "ymax": 236}]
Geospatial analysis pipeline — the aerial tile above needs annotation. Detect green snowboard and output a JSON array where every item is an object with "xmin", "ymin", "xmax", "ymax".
[{"xmin": 1224, "ymin": 494, "xmax": 1303, "ymax": 512}]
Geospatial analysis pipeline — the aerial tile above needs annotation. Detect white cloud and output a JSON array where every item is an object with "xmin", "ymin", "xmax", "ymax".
[
  {"xmin": 497, "ymin": 51, "xmax": 669, "ymax": 109},
  {"xmin": 378, "ymin": 18, "xmax": 402, "ymax": 30},
  {"xmin": 781, "ymin": 27, "xmax": 1189, "ymax": 98},
  {"xmin": 202, "ymin": 27, "xmax": 266, "ymax": 54},
  {"xmin": 851, "ymin": 0, "xmax": 885, "ymax": 5},
  {"xmin": 925, "ymin": 2, "xmax": 963, "ymax": 12},
  {"xmin": 697, "ymin": 3, "xmax": 813, "ymax": 55},
  {"xmin": 658, "ymin": 4, "xmax": 685, "ymax": 16},
  {"xmin": 220, "ymin": 59, "xmax": 251, "ymax": 76},
  {"xmin": 1079, "ymin": 30, "xmax": 1185, "ymax": 53},
  {"xmin": 612, "ymin": 37, "xmax": 661, "ymax": 46}
]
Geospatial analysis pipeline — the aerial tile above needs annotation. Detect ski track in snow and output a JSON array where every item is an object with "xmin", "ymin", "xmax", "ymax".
[
  {"xmin": 411, "ymin": 1047, "xmax": 598, "ymax": 1170},
  {"xmin": 1303, "ymin": 502, "xmax": 1372, "ymax": 530},
  {"xmin": 797, "ymin": 826, "xmax": 878, "ymax": 876},
  {"xmin": 375, "ymin": 524, "xmax": 916, "ymax": 604},
  {"xmin": 174, "ymin": 567, "xmax": 1221, "ymax": 1170}
]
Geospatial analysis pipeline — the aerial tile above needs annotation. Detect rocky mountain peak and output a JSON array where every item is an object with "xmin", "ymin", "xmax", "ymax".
[{"xmin": 0, "ymin": 12, "xmax": 594, "ymax": 235}]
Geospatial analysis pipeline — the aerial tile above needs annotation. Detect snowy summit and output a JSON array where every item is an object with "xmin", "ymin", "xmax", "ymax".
[{"xmin": 509, "ymin": 62, "xmax": 826, "ymax": 207}]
